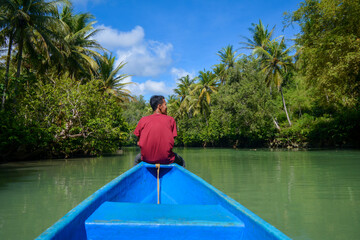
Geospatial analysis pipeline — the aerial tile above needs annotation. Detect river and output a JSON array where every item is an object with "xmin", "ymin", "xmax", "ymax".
[{"xmin": 0, "ymin": 148, "xmax": 359, "ymax": 239}]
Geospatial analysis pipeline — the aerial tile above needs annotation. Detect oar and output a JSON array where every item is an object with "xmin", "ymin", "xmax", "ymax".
[{"xmin": 156, "ymin": 164, "xmax": 160, "ymax": 204}]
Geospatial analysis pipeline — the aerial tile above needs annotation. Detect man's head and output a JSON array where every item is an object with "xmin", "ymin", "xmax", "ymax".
[{"xmin": 150, "ymin": 95, "xmax": 167, "ymax": 114}]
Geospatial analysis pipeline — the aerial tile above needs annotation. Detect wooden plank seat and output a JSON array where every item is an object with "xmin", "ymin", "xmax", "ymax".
[{"xmin": 85, "ymin": 202, "xmax": 245, "ymax": 240}]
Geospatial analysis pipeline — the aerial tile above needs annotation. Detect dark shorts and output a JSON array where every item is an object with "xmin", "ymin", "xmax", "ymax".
[{"xmin": 134, "ymin": 152, "xmax": 185, "ymax": 168}]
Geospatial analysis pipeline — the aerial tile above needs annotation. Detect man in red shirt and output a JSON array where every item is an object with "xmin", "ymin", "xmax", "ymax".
[{"xmin": 133, "ymin": 95, "xmax": 185, "ymax": 167}]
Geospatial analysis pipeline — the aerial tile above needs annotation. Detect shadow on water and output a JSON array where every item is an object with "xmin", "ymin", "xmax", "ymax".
[{"xmin": 0, "ymin": 163, "xmax": 55, "ymax": 190}]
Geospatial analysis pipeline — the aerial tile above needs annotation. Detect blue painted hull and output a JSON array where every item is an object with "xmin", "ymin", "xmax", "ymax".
[{"xmin": 36, "ymin": 163, "xmax": 290, "ymax": 240}]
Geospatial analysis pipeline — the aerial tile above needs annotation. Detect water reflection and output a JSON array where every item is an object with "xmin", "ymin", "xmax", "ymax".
[
  {"xmin": 0, "ymin": 154, "xmax": 133, "ymax": 240},
  {"xmin": 0, "ymin": 148, "xmax": 359, "ymax": 240},
  {"xmin": 176, "ymin": 148, "xmax": 360, "ymax": 240}
]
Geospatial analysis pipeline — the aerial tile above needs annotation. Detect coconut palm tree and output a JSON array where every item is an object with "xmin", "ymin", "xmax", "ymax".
[
  {"xmin": 0, "ymin": 0, "xmax": 64, "ymax": 108},
  {"xmin": 95, "ymin": 52, "xmax": 133, "ymax": 102},
  {"xmin": 212, "ymin": 63, "xmax": 226, "ymax": 85},
  {"xmin": 58, "ymin": 5, "xmax": 104, "ymax": 79},
  {"xmin": 241, "ymin": 19, "xmax": 275, "ymax": 53},
  {"xmin": 191, "ymin": 70, "xmax": 219, "ymax": 122},
  {"xmin": 166, "ymin": 94, "xmax": 181, "ymax": 119},
  {"xmin": 174, "ymin": 75, "xmax": 195, "ymax": 102},
  {"xmin": 217, "ymin": 45, "xmax": 239, "ymax": 70},
  {"xmin": 0, "ymin": 13, "xmax": 14, "ymax": 109},
  {"xmin": 253, "ymin": 38, "xmax": 294, "ymax": 126}
]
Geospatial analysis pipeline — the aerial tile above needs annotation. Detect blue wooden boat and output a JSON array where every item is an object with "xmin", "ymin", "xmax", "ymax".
[{"xmin": 36, "ymin": 162, "xmax": 290, "ymax": 240}]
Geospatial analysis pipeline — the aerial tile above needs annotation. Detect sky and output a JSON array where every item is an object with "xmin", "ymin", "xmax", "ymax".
[{"xmin": 72, "ymin": 0, "xmax": 302, "ymax": 100}]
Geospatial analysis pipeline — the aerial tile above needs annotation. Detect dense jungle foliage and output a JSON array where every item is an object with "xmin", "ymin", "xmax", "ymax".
[{"xmin": 1, "ymin": 0, "xmax": 359, "ymax": 161}]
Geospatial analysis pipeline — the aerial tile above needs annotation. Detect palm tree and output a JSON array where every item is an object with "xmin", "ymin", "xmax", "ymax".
[
  {"xmin": 1, "ymin": 0, "xmax": 64, "ymax": 80},
  {"xmin": 191, "ymin": 70, "xmax": 219, "ymax": 122},
  {"xmin": 95, "ymin": 52, "xmax": 133, "ymax": 102},
  {"xmin": 57, "ymin": 5, "xmax": 104, "ymax": 79},
  {"xmin": 166, "ymin": 94, "xmax": 177, "ymax": 104},
  {"xmin": 212, "ymin": 63, "xmax": 226, "ymax": 85},
  {"xmin": 0, "ymin": 0, "xmax": 64, "ymax": 108},
  {"xmin": 173, "ymin": 75, "xmax": 198, "ymax": 119},
  {"xmin": 242, "ymin": 20, "xmax": 292, "ymax": 127},
  {"xmin": 241, "ymin": 19, "xmax": 275, "ymax": 52},
  {"xmin": 166, "ymin": 94, "xmax": 181, "ymax": 119},
  {"xmin": 217, "ymin": 45, "xmax": 239, "ymax": 70},
  {"xmin": 174, "ymin": 75, "xmax": 195, "ymax": 102},
  {"xmin": 0, "ymin": 12, "xmax": 14, "ymax": 109},
  {"xmin": 254, "ymin": 38, "xmax": 293, "ymax": 126}
]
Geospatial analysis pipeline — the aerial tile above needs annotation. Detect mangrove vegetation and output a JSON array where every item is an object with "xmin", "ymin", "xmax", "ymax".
[{"xmin": 1, "ymin": 0, "xmax": 359, "ymax": 161}]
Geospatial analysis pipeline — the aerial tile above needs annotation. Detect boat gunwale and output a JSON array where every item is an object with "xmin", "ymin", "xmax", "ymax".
[{"xmin": 36, "ymin": 162, "xmax": 290, "ymax": 240}]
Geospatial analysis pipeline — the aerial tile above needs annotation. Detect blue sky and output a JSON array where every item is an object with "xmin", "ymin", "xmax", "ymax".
[{"xmin": 72, "ymin": 0, "xmax": 302, "ymax": 100}]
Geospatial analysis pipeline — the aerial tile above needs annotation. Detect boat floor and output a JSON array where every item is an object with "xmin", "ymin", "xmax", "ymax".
[{"xmin": 85, "ymin": 201, "xmax": 245, "ymax": 240}]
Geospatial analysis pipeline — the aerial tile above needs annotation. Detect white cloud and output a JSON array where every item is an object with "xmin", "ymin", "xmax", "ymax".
[
  {"xmin": 143, "ymin": 80, "xmax": 168, "ymax": 94},
  {"xmin": 171, "ymin": 67, "xmax": 196, "ymax": 81},
  {"xmin": 125, "ymin": 79, "xmax": 174, "ymax": 97},
  {"xmin": 96, "ymin": 25, "xmax": 144, "ymax": 49},
  {"xmin": 92, "ymin": 25, "xmax": 175, "ymax": 97},
  {"xmin": 94, "ymin": 25, "xmax": 173, "ymax": 77},
  {"xmin": 116, "ymin": 40, "xmax": 173, "ymax": 77}
]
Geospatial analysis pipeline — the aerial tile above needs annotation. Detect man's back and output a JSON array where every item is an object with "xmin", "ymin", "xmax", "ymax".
[{"xmin": 134, "ymin": 114, "xmax": 177, "ymax": 164}]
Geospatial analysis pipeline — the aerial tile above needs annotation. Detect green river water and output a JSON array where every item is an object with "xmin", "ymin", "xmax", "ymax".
[{"xmin": 0, "ymin": 148, "xmax": 359, "ymax": 240}]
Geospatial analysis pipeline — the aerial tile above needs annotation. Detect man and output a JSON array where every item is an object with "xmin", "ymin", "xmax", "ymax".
[{"xmin": 133, "ymin": 95, "xmax": 185, "ymax": 167}]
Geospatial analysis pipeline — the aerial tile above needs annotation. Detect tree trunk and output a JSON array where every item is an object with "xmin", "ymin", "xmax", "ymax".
[
  {"xmin": 2, "ymin": 33, "xmax": 14, "ymax": 110},
  {"xmin": 280, "ymin": 86, "xmax": 292, "ymax": 126},
  {"xmin": 204, "ymin": 111, "xmax": 208, "ymax": 126},
  {"xmin": 13, "ymin": 34, "xmax": 24, "ymax": 110},
  {"xmin": 272, "ymin": 116, "xmax": 281, "ymax": 130},
  {"xmin": 15, "ymin": 36, "xmax": 24, "ymax": 79}
]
